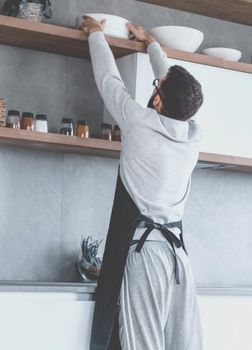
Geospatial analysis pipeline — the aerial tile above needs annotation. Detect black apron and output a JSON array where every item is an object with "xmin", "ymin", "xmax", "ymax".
[{"xmin": 90, "ymin": 167, "xmax": 187, "ymax": 350}]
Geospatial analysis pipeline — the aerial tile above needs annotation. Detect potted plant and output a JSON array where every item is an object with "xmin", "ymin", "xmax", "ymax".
[{"xmin": 77, "ymin": 235, "xmax": 103, "ymax": 282}]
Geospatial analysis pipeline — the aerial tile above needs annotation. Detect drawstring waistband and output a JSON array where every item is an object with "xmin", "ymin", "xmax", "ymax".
[{"xmin": 131, "ymin": 214, "xmax": 187, "ymax": 285}]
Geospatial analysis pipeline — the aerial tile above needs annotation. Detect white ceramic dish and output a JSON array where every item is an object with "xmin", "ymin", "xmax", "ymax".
[
  {"xmin": 77, "ymin": 13, "xmax": 129, "ymax": 39},
  {"xmin": 202, "ymin": 47, "xmax": 242, "ymax": 61},
  {"xmin": 150, "ymin": 26, "xmax": 204, "ymax": 52}
]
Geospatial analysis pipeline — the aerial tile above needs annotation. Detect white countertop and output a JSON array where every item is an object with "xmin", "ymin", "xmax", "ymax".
[
  {"xmin": 0, "ymin": 281, "xmax": 252, "ymax": 296},
  {"xmin": 0, "ymin": 281, "xmax": 97, "ymax": 294}
]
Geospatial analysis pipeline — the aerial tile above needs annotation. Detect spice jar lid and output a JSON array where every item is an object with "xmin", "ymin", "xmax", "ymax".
[
  {"xmin": 22, "ymin": 112, "xmax": 34, "ymax": 119},
  {"xmin": 114, "ymin": 125, "xmax": 120, "ymax": 130},
  {"xmin": 62, "ymin": 118, "xmax": 73, "ymax": 124},
  {"xmin": 77, "ymin": 119, "xmax": 88, "ymax": 125},
  {"xmin": 8, "ymin": 110, "xmax": 20, "ymax": 116},
  {"xmin": 101, "ymin": 123, "xmax": 112, "ymax": 129},
  {"xmin": 36, "ymin": 114, "xmax": 48, "ymax": 121}
]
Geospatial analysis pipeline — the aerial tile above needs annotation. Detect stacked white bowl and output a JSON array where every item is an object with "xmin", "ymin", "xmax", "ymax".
[
  {"xmin": 77, "ymin": 13, "xmax": 130, "ymax": 39},
  {"xmin": 202, "ymin": 47, "xmax": 242, "ymax": 61},
  {"xmin": 150, "ymin": 26, "xmax": 204, "ymax": 52}
]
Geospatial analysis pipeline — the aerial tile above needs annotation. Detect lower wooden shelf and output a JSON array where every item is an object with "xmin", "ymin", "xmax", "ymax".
[
  {"xmin": 0, "ymin": 127, "xmax": 121, "ymax": 158},
  {"xmin": 0, "ymin": 128, "xmax": 251, "ymax": 171}
]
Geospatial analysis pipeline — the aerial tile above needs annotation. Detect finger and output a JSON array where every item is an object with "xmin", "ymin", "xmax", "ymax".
[
  {"xmin": 126, "ymin": 22, "xmax": 135, "ymax": 31},
  {"xmin": 131, "ymin": 23, "xmax": 140, "ymax": 29},
  {"xmin": 100, "ymin": 19, "xmax": 106, "ymax": 30},
  {"xmin": 127, "ymin": 23, "xmax": 139, "ymax": 35},
  {"xmin": 82, "ymin": 15, "xmax": 94, "ymax": 22},
  {"xmin": 79, "ymin": 23, "xmax": 88, "ymax": 32},
  {"xmin": 127, "ymin": 26, "xmax": 136, "ymax": 36}
]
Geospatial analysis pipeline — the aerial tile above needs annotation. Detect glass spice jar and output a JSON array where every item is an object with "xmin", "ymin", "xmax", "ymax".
[
  {"xmin": 113, "ymin": 125, "xmax": 121, "ymax": 141},
  {"xmin": 21, "ymin": 112, "xmax": 34, "ymax": 131},
  {"xmin": 75, "ymin": 120, "xmax": 89, "ymax": 139},
  {"xmin": 0, "ymin": 98, "xmax": 7, "ymax": 127},
  {"xmin": 60, "ymin": 118, "xmax": 74, "ymax": 136},
  {"xmin": 101, "ymin": 123, "xmax": 112, "ymax": 141},
  {"xmin": 35, "ymin": 114, "xmax": 48, "ymax": 133},
  {"xmin": 6, "ymin": 110, "xmax": 21, "ymax": 129}
]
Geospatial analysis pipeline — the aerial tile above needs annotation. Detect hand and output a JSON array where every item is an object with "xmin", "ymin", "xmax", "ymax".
[
  {"xmin": 126, "ymin": 23, "xmax": 156, "ymax": 46},
  {"xmin": 79, "ymin": 15, "xmax": 106, "ymax": 35}
]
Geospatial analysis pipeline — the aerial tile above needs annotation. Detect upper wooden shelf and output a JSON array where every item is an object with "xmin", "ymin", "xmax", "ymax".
[
  {"xmin": 0, "ymin": 15, "xmax": 145, "ymax": 59},
  {"xmin": 0, "ymin": 15, "xmax": 252, "ymax": 74},
  {"xmin": 137, "ymin": 0, "xmax": 252, "ymax": 27},
  {"xmin": 0, "ymin": 128, "xmax": 251, "ymax": 172}
]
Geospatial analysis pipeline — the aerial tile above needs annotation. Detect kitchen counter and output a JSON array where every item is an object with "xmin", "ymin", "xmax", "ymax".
[
  {"xmin": 0, "ymin": 281, "xmax": 252, "ymax": 296},
  {"xmin": 0, "ymin": 281, "xmax": 97, "ymax": 294}
]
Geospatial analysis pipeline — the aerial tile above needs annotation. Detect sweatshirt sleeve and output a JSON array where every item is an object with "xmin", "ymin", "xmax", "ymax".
[
  {"xmin": 147, "ymin": 41, "xmax": 170, "ymax": 79},
  {"xmin": 88, "ymin": 31, "xmax": 143, "ymax": 132}
]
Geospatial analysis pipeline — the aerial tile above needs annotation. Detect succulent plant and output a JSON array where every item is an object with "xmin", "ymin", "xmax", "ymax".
[{"xmin": 80, "ymin": 235, "xmax": 103, "ymax": 267}]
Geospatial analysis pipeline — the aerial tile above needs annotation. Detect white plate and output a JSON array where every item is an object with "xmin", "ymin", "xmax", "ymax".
[
  {"xmin": 150, "ymin": 26, "xmax": 204, "ymax": 52},
  {"xmin": 202, "ymin": 47, "xmax": 242, "ymax": 61},
  {"xmin": 77, "ymin": 13, "xmax": 129, "ymax": 39}
]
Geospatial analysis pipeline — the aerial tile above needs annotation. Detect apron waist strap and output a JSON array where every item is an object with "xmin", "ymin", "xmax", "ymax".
[{"xmin": 131, "ymin": 214, "xmax": 187, "ymax": 285}]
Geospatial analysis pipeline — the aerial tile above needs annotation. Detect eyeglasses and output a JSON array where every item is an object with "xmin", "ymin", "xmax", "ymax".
[
  {"xmin": 152, "ymin": 78, "xmax": 178, "ymax": 120},
  {"xmin": 152, "ymin": 79, "xmax": 165, "ymax": 101}
]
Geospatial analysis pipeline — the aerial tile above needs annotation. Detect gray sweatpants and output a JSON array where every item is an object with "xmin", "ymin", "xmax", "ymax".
[{"xmin": 118, "ymin": 241, "xmax": 203, "ymax": 350}]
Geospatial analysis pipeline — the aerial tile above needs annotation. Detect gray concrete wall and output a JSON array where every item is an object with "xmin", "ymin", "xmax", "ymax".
[{"xmin": 0, "ymin": 0, "xmax": 252, "ymax": 287}]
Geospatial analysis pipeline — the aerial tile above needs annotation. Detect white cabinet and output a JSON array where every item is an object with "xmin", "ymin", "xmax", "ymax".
[
  {"xmin": 1, "ymin": 289, "xmax": 252, "ymax": 350},
  {"xmin": 107, "ymin": 52, "xmax": 252, "ymax": 159},
  {"xmin": 198, "ymin": 293, "xmax": 252, "ymax": 350},
  {"xmin": 0, "ymin": 292, "xmax": 94, "ymax": 350}
]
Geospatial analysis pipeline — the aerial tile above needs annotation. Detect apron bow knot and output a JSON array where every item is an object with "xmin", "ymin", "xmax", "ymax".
[{"xmin": 131, "ymin": 213, "xmax": 187, "ymax": 285}]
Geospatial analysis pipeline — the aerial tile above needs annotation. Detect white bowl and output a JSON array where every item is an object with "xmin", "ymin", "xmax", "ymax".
[
  {"xmin": 202, "ymin": 47, "xmax": 242, "ymax": 61},
  {"xmin": 77, "ymin": 13, "xmax": 129, "ymax": 39},
  {"xmin": 150, "ymin": 26, "xmax": 204, "ymax": 52}
]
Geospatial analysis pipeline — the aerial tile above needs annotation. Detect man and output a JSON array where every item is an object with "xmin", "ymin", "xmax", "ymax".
[{"xmin": 81, "ymin": 16, "xmax": 204, "ymax": 350}]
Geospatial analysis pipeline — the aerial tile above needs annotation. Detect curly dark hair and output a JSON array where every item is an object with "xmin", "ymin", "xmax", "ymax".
[{"xmin": 159, "ymin": 65, "xmax": 203, "ymax": 121}]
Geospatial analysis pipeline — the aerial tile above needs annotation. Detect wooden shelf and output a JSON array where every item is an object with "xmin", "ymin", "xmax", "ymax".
[
  {"xmin": 0, "ymin": 15, "xmax": 252, "ymax": 74},
  {"xmin": 137, "ymin": 0, "xmax": 252, "ymax": 27},
  {"xmin": 198, "ymin": 152, "xmax": 252, "ymax": 172},
  {"xmin": 0, "ymin": 15, "xmax": 145, "ymax": 59},
  {"xmin": 0, "ymin": 128, "xmax": 251, "ymax": 171},
  {"xmin": 0, "ymin": 128, "xmax": 121, "ymax": 158}
]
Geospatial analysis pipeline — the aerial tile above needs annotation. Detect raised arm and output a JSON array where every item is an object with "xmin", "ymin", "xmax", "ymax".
[
  {"xmin": 80, "ymin": 16, "xmax": 143, "ymax": 132},
  {"xmin": 126, "ymin": 23, "xmax": 170, "ymax": 79},
  {"xmin": 147, "ymin": 42, "xmax": 170, "ymax": 79}
]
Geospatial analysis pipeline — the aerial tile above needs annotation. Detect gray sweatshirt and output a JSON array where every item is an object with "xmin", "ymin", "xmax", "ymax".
[{"xmin": 88, "ymin": 31, "xmax": 203, "ymax": 241}]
